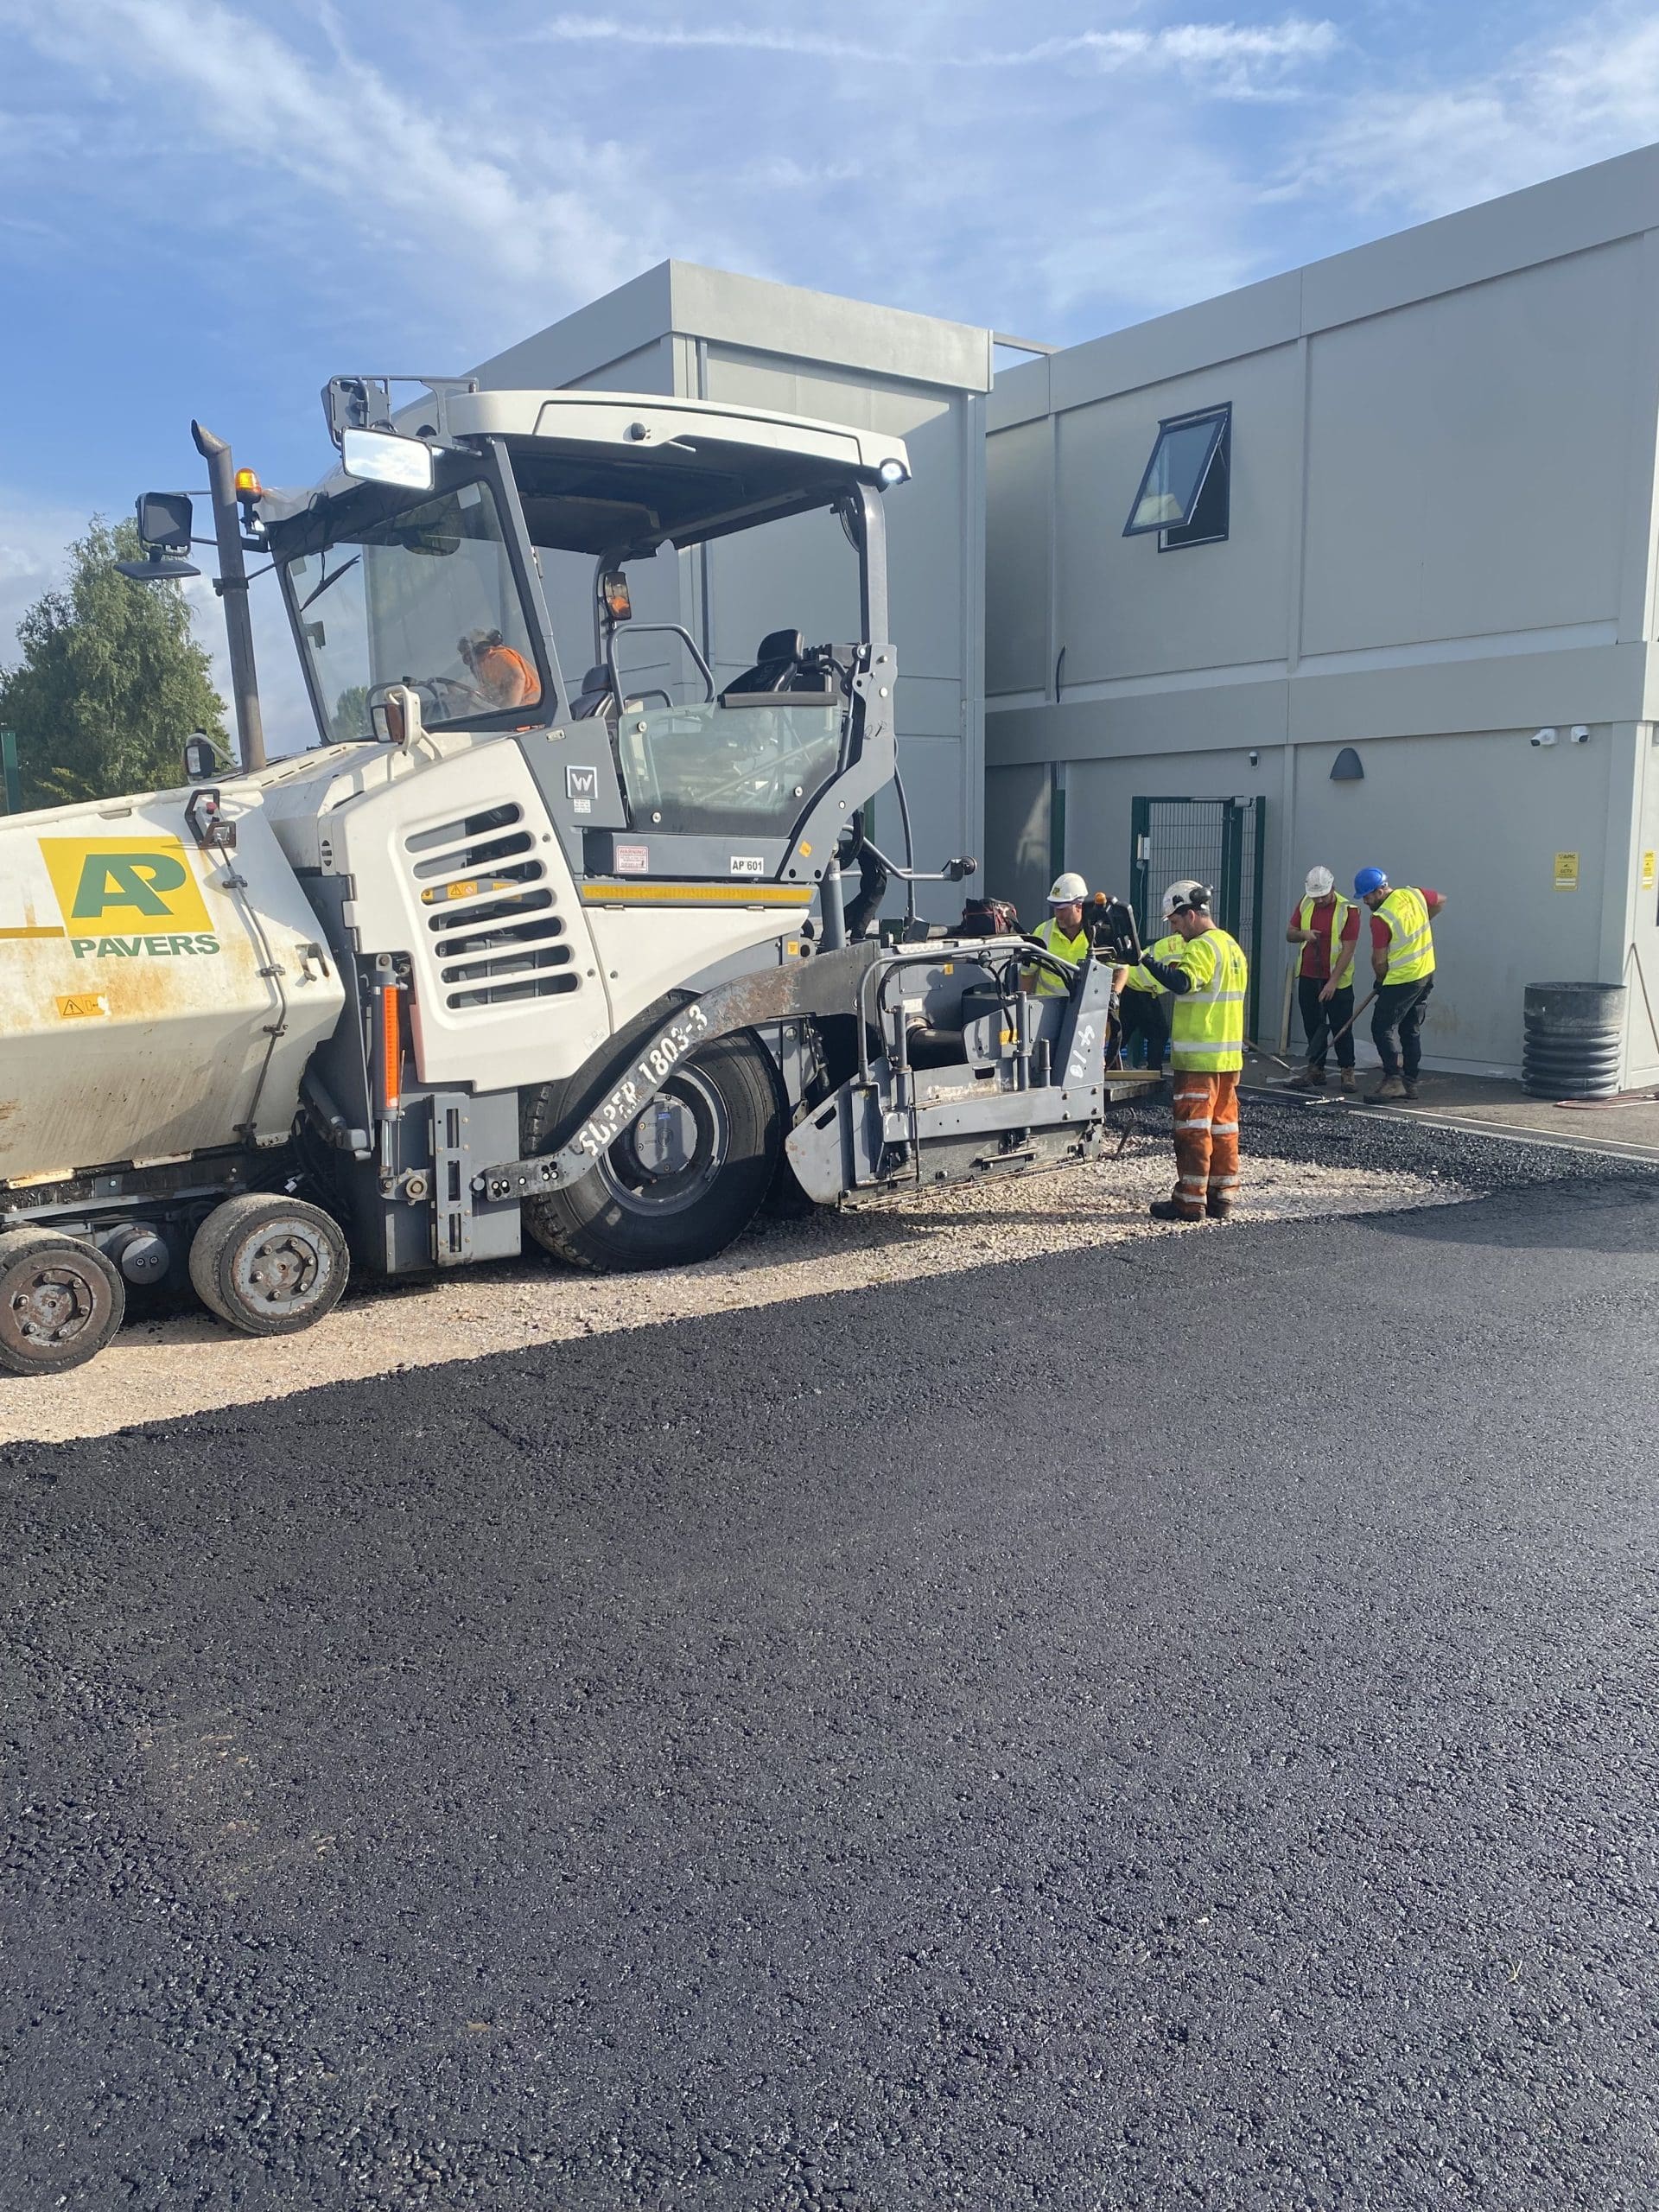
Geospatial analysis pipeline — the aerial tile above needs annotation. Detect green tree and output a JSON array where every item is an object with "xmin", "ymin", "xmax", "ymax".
[
  {"xmin": 328, "ymin": 683, "xmax": 372, "ymax": 744},
  {"xmin": 0, "ymin": 517, "xmax": 229, "ymax": 808}
]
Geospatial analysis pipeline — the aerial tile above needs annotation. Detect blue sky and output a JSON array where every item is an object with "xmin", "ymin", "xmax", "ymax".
[{"xmin": 4, "ymin": 0, "xmax": 1659, "ymax": 712}]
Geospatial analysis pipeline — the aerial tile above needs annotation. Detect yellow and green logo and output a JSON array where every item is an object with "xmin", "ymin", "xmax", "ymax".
[{"xmin": 38, "ymin": 836, "xmax": 220, "ymax": 960}]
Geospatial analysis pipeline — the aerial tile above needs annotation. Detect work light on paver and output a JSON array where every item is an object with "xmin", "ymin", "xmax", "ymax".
[{"xmin": 114, "ymin": 490, "xmax": 201, "ymax": 582}]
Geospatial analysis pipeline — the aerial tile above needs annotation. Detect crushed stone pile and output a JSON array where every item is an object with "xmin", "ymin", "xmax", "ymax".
[{"xmin": 4, "ymin": 1095, "xmax": 1650, "ymax": 1447}]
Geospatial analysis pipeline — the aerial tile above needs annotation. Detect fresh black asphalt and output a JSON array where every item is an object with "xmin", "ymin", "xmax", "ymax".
[{"xmin": 5, "ymin": 1116, "xmax": 1659, "ymax": 2209}]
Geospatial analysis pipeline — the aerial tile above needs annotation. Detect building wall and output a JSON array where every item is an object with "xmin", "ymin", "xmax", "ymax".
[
  {"xmin": 1054, "ymin": 341, "xmax": 1300, "ymax": 690},
  {"xmin": 474, "ymin": 264, "xmax": 990, "ymax": 923},
  {"xmin": 1300, "ymin": 240, "xmax": 1643, "ymax": 658},
  {"xmin": 983, "ymin": 761, "xmax": 1052, "ymax": 925},
  {"xmin": 986, "ymin": 145, "xmax": 1659, "ymax": 1077},
  {"xmin": 1627, "ymin": 728, "xmax": 1659, "ymax": 1084}
]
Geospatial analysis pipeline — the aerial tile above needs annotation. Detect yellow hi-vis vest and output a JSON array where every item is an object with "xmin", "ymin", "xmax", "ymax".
[
  {"xmin": 1025, "ymin": 916, "xmax": 1090, "ymax": 996},
  {"xmin": 1169, "ymin": 926, "xmax": 1249, "ymax": 1073},
  {"xmin": 1376, "ymin": 887, "xmax": 1435, "ymax": 983},
  {"xmin": 1121, "ymin": 931, "xmax": 1182, "ymax": 993},
  {"xmin": 1298, "ymin": 893, "xmax": 1353, "ymax": 979}
]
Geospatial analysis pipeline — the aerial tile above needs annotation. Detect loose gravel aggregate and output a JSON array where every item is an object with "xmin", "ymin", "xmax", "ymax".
[{"xmin": 10, "ymin": 1092, "xmax": 1652, "ymax": 1448}]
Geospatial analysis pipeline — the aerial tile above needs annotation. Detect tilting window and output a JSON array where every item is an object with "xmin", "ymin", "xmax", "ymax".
[{"xmin": 1123, "ymin": 405, "xmax": 1231, "ymax": 550}]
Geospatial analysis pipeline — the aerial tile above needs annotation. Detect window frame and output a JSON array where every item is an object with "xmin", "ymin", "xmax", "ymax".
[
  {"xmin": 275, "ymin": 437, "xmax": 563, "ymax": 749},
  {"xmin": 1122, "ymin": 404, "xmax": 1231, "ymax": 552}
]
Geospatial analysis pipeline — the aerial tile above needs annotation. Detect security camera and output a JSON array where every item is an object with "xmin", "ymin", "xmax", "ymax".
[
  {"xmin": 1248, "ymin": 749, "xmax": 1260, "ymax": 768},
  {"xmin": 1531, "ymin": 728, "xmax": 1558, "ymax": 747},
  {"xmin": 1569, "ymin": 725, "xmax": 1591, "ymax": 745}
]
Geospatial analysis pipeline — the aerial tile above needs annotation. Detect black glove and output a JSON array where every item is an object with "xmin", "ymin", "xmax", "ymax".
[{"xmin": 1085, "ymin": 896, "xmax": 1141, "ymax": 965}]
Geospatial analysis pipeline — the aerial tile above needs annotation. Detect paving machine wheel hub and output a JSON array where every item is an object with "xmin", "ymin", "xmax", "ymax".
[
  {"xmin": 232, "ymin": 1221, "xmax": 329, "ymax": 1316},
  {"xmin": 596, "ymin": 1069, "xmax": 731, "ymax": 1219},
  {"xmin": 0, "ymin": 1231, "xmax": 126, "ymax": 1374}
]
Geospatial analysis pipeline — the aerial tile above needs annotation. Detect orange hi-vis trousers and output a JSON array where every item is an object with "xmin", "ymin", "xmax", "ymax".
[{"xmin": 1170, "ymin": 1071, "xmax": 1240, "ymax": 1219}]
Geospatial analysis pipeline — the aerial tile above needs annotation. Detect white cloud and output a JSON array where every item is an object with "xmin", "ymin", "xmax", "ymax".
[
  {"xmin": 3, "ymin": 0, "xmax": 687, "ymax": 323},
  {"xmin": 0, "ymin": 493, "xmax": 84, "ymax": 669},
  {"xmin": 535, "ymin": 12, "xmax": 1340, "ymax": 93},
  {"xmin": 0, "ymin": 0, "xmax": 1353, "ymax": 367},
  {"xmin": 1283, "ymin": 6, "xmax": 1659, "ymax": 218}
]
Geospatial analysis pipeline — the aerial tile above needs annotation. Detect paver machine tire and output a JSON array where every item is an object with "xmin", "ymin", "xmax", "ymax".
[
  {"xmin": 188, "ymin": 1193, "xmax": 349, "ymax": 1335},
  {"xmin": 0, "ymin": 1227, "xmax": 126, "ymax": 1376},
  {"xmin": 521, "ymin": 1031, "xmax": 783, "ymax": 1273}
]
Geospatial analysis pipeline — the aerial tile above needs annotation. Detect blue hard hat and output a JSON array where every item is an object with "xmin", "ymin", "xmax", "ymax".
[{"xmin": 1354, "ymin": 866, "xmax": 1389, "ymax": 897}]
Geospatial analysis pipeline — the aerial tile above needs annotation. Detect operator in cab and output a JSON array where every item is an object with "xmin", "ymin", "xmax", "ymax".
[{"xmin": 459, "ymin": 628, "xmax": 540, "ymax": 712}]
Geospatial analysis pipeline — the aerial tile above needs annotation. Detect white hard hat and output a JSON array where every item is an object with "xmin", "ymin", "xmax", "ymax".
[
  {"xmin": 1304, "ymin": 865, "xmax": 1334, "ymax": 897},
  {"xmin": 1161, "ymin": 878, "xmax": 1211, "ymax": 918},
  {"xmin": 1048, "ymin": 871, "xmax": 1088, "ymax": 905}
]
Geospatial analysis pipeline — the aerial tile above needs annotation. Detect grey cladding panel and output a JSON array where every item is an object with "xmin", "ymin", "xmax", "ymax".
[
  {"xmin": 668, "ymin": 262, "xmax": 992, "ymax": 391},
  {"xmin": 1302, "ymin": 239, "xmax": 1643, "ymax": 655},
  {"xmin": 986, "ymin": 419, "xmax": 1051, "ymax": 696},
  {"xmin": 702, "ymin": 508, "xmax": 861, "ymax": 683},
  {"xmin": 703, "ymin": 348, "xmax": 963, "ymax": 680},
  {"xmin": 1055, "ymin": 344, "xmax": 1299, "ymax": 685},
  {"xmin": 1047, "ymin": 271, "xmax": 1301, "ymax": 414},
  {"xmin": 983, "ymin": 764, "xmax": 1051, "ymax": 922},
  {"xmin": 1293, "ymin": 728, "xmax": 1613, "ymax": 1067}
]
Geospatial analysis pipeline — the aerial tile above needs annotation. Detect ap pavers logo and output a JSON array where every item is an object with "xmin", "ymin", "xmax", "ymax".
[{"xmin": 38, "ymin": 836, "xmax": 219, "ymax": 959}]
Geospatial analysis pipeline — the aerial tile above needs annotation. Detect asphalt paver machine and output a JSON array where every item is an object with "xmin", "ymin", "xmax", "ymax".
[{"xmin": 0, "ymin": 378, "xmax": 1142, "ymax": 1373}]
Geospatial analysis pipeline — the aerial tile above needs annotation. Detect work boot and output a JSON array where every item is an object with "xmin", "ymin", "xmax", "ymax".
[
  {"xmin": 1402, "ymin": 1078, "xmax": 1421, "ymax": 1100},
  {"xmin": 1205, "ymin": 1195, "xmax": 1235, "ymax": 1221},
  {"xmin": 1369, "ymin": 1075, "xmax": 1408, "ymax": 1102},
  {"xmin": 1148, "ymin": 1198, "xmax": 1204, "ymax": 1223},
  {"xmin": 1283, "ymin": 1065, "xmax": 1325, "ymax": 1090},
  {"xmin": 1338, "ymin": 1068, "xmax": 1357, "ymax": 1094}
]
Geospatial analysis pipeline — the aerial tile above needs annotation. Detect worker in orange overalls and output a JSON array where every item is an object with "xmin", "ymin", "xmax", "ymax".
[
  {"xmin": 459, "ymin": 629, "xmax": 539, "ymax": 711},
  {"xmin": 1137, "ymin": 880, "xmax": 1249, "ymax": 1223}
]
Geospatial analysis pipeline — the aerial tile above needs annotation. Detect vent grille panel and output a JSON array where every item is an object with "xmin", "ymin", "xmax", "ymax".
[
  {"xmin": 412, "ymin": 830, "xmax": 536, "ymax": 880},
  {"xmin": 404, "ymin": 797, "xmax": 583, "ymax": 1022},
  {"xmin": 442, "ymin": 944, "xmax": 573, "ymax": 986},
  {"xmin": 447, "ymin": 972, "xmax": 581, "ymax": 1010},
  {"xmin": 405, "ymin": 804, "xmax": 522, "ymax": 853},
  {"xmin": 435, "ymin": 912, "xmax": 567, "ymax": 958}
]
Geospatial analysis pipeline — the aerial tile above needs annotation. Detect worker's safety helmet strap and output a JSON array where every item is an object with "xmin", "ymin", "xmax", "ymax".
[
  {"xmin": 1304, "ymin": 866, "xmax": 1334, "ymax": 897},
  {"xmin": 1047, "ymin": 871, "xmax": 1088, "ymax": 905},
  {"xmin": 1161, "ymin": 879, "xmax": 1211, "ymax": 918},
  {"xmin": 1354, "ymin": 866, "xmax": 1389, "ymax": 897}
]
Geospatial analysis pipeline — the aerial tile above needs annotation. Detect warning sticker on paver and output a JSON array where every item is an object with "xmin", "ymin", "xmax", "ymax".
[
  {"xmin": 1554, "ymin": 851, "xmax": 1580, "ymax": 891},
  {"xmin": 55, "ymin": 992, "xmax": 109, "ymax": 1019}
]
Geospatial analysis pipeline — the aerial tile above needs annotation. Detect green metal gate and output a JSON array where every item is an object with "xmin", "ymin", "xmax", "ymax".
[{"xmin": 1130, "ymin": 795, "xmax": 1266, "ymax": 1035}]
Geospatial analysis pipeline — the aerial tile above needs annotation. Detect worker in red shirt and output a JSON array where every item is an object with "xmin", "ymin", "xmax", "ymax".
[{"xmin": 1283, "ymin": 865, "xmax": 1363, "ymax": 1093}]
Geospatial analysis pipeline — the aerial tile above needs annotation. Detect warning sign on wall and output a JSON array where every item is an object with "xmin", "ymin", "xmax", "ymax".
[
  {"xmin": 1554, "ymin": 851, "xmax": 1580, "ymax": 891},
  {"xmin": 1643, "ymin": 850, "xmax": 1656, "ymax": 892}
]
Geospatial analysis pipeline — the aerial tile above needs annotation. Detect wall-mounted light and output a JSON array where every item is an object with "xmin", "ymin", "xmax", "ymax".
[
  {"xmin": 1331, "ymin": 747, "xmax": 1363, "ymax": 782},
  {"xmin": 1248, "ymin": 749, "xmax": 1259, "ymax": 768}
]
